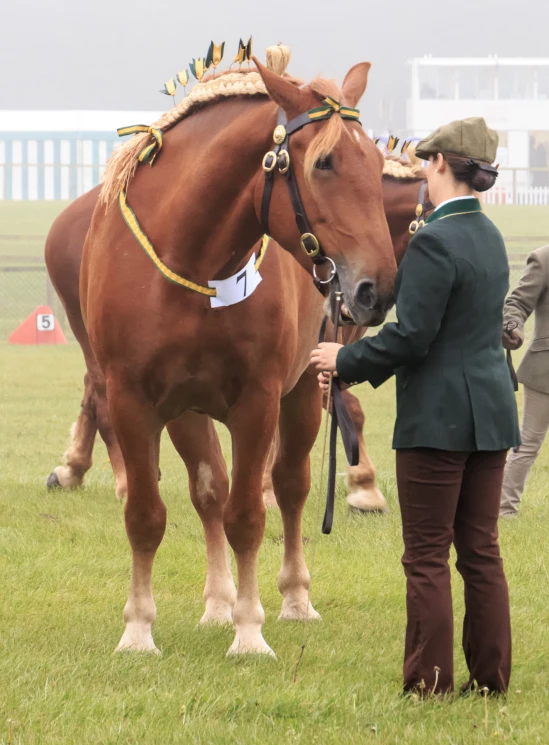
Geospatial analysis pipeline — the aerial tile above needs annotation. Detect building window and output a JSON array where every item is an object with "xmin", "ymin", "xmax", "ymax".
[
  {"xmin": 418, "ymin": 67, "xmax": 437, "ymax": 99},
  {"xmin": 458, "ymin": 68, "xmax": 477, "ymax": 99},
  {"xmin": 418, "ymin": 66, "xmax": 458, "ymax": 99},
  {"xmin": 497, "ymin": 66, "xmax": 535, "ymax": 99},
  {"xmin": 538, "ymin": 67, "xmax": 549, "ymax": 100}
]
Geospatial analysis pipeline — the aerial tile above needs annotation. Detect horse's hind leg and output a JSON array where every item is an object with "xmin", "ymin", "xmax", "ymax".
[
  {"xmin": 109, "ymin": 383, "xmax": 165, "ymax": 653},
  {"xmin": 224, "ymin": 390, "xmax": 280, "ymax": 656},
  {"xmin": 273, "ymin": 372, "xmax": 321, "ymax": 621},
  {"xmin": 47, "ymin": 373, "xmax": 97, "ymax": 490},
  {"xmin": 167, "ymin": 412, "xmax": 236, "ymax": 625},
  {"xmin": 46, "ymin": 289, "xmax": 128, "ymax": 498},
  {"xmin": 341, "ymin": 388, "xmax": 388, "ymax": 514}
]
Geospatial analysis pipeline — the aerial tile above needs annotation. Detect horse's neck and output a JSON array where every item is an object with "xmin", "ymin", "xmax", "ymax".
[{"xmin": 142, "ymin": 99, "xmax": 276, "ymax": 281}]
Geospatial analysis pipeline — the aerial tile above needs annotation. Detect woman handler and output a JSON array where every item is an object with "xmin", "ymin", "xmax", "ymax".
[{"xmin": 311, "ymin": 117, "xmax": 520, "ymax": 695}]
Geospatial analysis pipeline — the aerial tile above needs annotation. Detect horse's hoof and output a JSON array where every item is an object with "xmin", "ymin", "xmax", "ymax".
[
  {"xmin": 226, "ymin": 635, "xmax": 276, "ymax": 658},
  {"xmin": 347, "ymin": 488, "xmax": 389, "ymax": 514},
  {"xmin": 46, "ymin": 472, "xmax": 61, "ymax": 489},
  {"xmin": 116, "ymin": 628, "xmax": 160, "ymax": 654},
  {"xmin": 116, "ymin": 642, "xmax": 161, "ymax": 655},
  {"xmin": 278, "ymin": 602, "xmax": 322, "ymax": 622}
]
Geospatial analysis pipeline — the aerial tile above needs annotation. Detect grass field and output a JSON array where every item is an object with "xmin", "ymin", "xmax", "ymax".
[
  {"xmin": 1, "ymin": 202, "xmax": 549, "ymax": 262},
  {"xmin": 1, "ymin": 203, "xmax": 549, "ymax": 744}
]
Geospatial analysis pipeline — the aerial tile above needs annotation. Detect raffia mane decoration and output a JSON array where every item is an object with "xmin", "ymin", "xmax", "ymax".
[
  {"xmin": 382, "ymin": 145, "xmax": 425, "ymax": 180},
  {"xmin": 382, "ymin": 154, "xmax": 424, "ymax": 180},
  {"xmin": 100, "ymin": 43, "xmax": 354, "ymax": 206},
  {"xmin": 100, "ymin": 45, "xmax": 298, "ymax": 206},
  {"xmin": 100, "ymin": 70, "xmax": 270, "ymax": 206}
]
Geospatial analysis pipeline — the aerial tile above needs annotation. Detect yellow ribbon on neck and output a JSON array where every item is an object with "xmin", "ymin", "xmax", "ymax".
[
  {"xmin": 119, "ymin": 188, "xmax": 269, "ymax": 297},
  {"xmin": 116, "ymin": 124, "xmax": 164, "ymax": 165}
]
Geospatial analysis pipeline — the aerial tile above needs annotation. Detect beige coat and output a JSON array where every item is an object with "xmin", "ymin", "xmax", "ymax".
[{"xmin": 504, "ymin": 245, "xmax": 549, "ymax": 394}]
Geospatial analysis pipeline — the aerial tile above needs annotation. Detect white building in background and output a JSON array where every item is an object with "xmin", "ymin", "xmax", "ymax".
[
  {"xmin": 0, "ymin": 110, "xmax": 160, "ymax": 200},
  {"xmin": 407, "ymin": 57, "xmax": 549, "ymax": 202}
]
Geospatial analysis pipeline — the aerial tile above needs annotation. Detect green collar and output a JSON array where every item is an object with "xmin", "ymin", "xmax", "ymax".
[{"xmin": 426, "ymin": 197, "xmax": 482, "ymax": 224}]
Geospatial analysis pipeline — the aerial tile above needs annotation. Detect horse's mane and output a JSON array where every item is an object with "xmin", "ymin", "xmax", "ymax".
[
  {"xmin": 100, "ymin": 43, "xmax": 355, "ymax": 206},
  {"xmin": 382, "ymin": 148, "xmax": 425, "ymax": 181},
  {"xmin": 100, "ymin": 68, "xmax": 272, "ymax": 206}
]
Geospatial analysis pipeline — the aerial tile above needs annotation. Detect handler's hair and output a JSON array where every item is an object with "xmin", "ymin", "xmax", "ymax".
[{"xmin": 443, "ymin": 154, "xmax": 498, "ymax": 193}]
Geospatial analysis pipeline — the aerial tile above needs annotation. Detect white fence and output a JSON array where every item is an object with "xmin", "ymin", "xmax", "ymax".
[{"xmin": 483, "ymin": 186, "xmax": 549, "ymax": 206}]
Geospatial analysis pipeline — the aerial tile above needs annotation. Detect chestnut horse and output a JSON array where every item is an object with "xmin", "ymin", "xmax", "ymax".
[
  {"xmin": 46, "ymin": 165, "xmax": 423, "ymax": 508},
  {"xmin": 53, "ymin": 58, "xmax": 400, "ymax": 658}
]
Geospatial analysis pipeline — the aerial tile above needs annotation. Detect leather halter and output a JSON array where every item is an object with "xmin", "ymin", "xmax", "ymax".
[
  {"xmin": 260, "ymin": 103, "xmax": 359, "ymax": 276},
  {"xmin": 260, "ymin": 109, "xmax": 328, "ymax": 265}
]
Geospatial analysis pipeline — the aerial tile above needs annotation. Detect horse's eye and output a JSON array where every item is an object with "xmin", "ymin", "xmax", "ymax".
[{"xmin": 315, "ymin": 155, "xmax": 333, "ymax": 171}]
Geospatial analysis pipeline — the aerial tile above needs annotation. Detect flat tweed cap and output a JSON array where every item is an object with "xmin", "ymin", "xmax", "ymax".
[{"xmin": 416, "ymin": 117, "xmax": 498, "ymax": 163}]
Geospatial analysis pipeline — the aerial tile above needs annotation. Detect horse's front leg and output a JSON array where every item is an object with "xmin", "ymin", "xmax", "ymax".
[
  {"xmin": 273, "ymin": 372, "xmax": 322, "ymax": 621},
  {"xmin": 224, "ymin": 389, "xmax": 280, "ymax": 657},
  {"xmin": 341, "ymin": 388, "xmax": 388, "ymax": 514},
  {"xmin": 108, "ymin": 381, "xmax": 166, "ymax": 653},
  {"xmin": 167, "ymin": 411, "xmax": 236, "ymax": 625}
]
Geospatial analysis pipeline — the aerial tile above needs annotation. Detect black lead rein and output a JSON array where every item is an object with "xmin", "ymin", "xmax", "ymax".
[{"xmin": 318, "ymin": 296, "xmax": 360, "ymax": 535}]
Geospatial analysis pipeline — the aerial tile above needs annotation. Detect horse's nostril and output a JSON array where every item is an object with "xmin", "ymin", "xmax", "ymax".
[{"xmin": 355, "ymin": 280, "xmax": 375, "ymax": 309}]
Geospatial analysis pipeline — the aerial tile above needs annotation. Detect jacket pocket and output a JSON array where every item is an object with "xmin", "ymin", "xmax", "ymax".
[{"xmin": 530, "ymin": 337, "xmax": 549, "ymax": 352}]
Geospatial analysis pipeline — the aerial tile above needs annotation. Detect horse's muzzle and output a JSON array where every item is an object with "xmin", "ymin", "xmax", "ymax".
[{"xmin": 343, "ymin": 278, "xmax": 392, "ymax": 327}]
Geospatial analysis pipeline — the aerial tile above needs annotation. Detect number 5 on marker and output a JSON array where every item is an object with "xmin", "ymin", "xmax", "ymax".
[{"xmin": 37, "ymin": 313, "xmax": 55, "ymax": 331}]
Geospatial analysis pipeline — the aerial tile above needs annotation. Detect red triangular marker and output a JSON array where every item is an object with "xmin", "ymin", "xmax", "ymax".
[{"xmin": 9, "ymin": 305, "xmax": 67, "ymax": 345}]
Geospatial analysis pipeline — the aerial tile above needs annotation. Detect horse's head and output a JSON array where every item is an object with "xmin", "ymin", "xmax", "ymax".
[{"xmin": 255, "ymin": 60, "xmax": 396, "ymax": 327}]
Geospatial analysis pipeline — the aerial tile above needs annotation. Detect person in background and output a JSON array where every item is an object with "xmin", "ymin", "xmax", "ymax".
[
  {"xmin": 501, "ymin": 245, "xmax": 549, "ymax": 517},
  {"xmin": 310, "ymin": 117, "xmax": 520, "ymax": 696}
]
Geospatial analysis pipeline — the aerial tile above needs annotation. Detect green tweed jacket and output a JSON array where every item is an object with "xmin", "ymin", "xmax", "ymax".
[{"xmin": 337, "ymin": 197, "xmax": 521, "ymax": 451}]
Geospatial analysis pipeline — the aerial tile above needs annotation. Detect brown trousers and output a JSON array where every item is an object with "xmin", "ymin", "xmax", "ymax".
[{"xmin": 396, "ymin": 448, "xmax": 511, "ymax": 695}]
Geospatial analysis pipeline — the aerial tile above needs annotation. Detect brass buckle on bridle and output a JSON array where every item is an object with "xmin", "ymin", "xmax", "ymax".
[
  {"xmin": 262, "ymin": 151, "xmax": 277, "ymax": 172},
  {"xmin": 300, "ymin": 232, "xmax": 320, "ymax": 258},
  {"xmin": 409, "ymin": 218, "xmax": 425, "ymax": 235},
  {"xmin": 409, "ymin": 202, "xmax": 425, "ymax": 235},
  {"xmin": 277, "ymin": 150, "xmax": 290, "ymax": 174}
]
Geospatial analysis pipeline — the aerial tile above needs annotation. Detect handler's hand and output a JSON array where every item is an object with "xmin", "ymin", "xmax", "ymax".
[
  {"xmin": 317, "ymin": 370, "xmax": 336, "ymax": 393},
  {"xmin": 502, "ymin": 327, "xmax": 523, "ymax": 351},
  {"xmin": 310, "ymin": 342, "xmax": 343, "ymax": 373}
]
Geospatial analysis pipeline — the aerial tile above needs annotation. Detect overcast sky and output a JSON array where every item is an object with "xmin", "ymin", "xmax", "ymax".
[{"xmin": 2, "ymin": 0, "xmax": 547, "ymax": 130}]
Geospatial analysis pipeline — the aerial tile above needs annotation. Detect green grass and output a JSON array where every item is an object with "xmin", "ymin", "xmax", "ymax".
[
  {"xmin": 1, "ymin": 202, "xmax": 549, "ymax": 743},
  {"xmin": 2, "ymin": 345, "xmax": 549, "ymax": 744},
  {"xmin": 0, "ymin": 202, "xmax": 71, "ymax": 341},
  {"xmin": 0, "ymin": 201, "xmax": 70, "ymax": 259},
  {"xmin": 484, "ymin": 205, "xmax": 549, "ymax": 241},
  {"xmin": 0, "ymin": 203, "xmax": 547, "ymax": 262},
  {"xmin": 484, "ymin": 206, "xmax": 549, "ymax": 258}
]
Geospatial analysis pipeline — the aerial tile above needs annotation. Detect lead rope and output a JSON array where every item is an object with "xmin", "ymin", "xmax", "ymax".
[
  {"xmin": 293, "ymin": 373, "xmax": 333, "ymax": 684},
  {"xmin": 293, "ymin": 293, "xmax": 342, "ymax": 684}
]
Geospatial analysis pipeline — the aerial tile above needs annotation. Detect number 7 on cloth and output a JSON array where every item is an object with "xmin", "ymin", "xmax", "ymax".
[{"xmin": 208, "ymin": 252, "xmax": 263, "ymax": 309}]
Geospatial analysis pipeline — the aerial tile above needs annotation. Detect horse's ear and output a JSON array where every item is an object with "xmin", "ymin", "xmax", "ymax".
[
  {"xmin": 342, "ymin": 62, "xmax": 371, "ymax": 108},
  {"xmin": 253, "ymin": 57, "xmax": 304, "ymax": 114}
]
